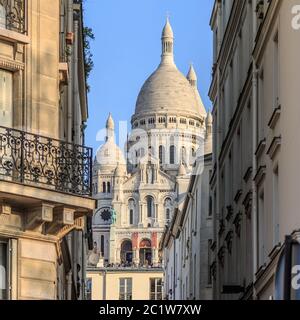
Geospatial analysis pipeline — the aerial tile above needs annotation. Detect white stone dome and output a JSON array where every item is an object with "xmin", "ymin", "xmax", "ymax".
[
  {"xmin": 96, "ymin": 114, "xmax": 126, "ymax": 170},
  {"xmin": 96, "ymin": 139, "xmax": 126, "ymax": 168},
  {"xmin": 135, "ymin": 64, "xmax": 203, "ymax": 117}
]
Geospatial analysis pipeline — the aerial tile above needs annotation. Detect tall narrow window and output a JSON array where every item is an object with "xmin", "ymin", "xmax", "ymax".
[
  {"xmin": 146, "ymin": 196, "xmax": 154, "ymax": 218},
  {"xmin": 0, "ymin": 70, "xmax": 13, "ymax": 127},
  {"xmin": 107, "ymin": 182, "xmax": 111, "ymax": 193},
  {"xmin": 128, "ymin": 199, "xmax": 135, "ymax": 225},
  {"xmin": 159, "ymin": 145, "xmax": 165, "ymax": 165},
  {"xmin": 166, "ymin": 209, "xmax": 170, "ymax": 222},
  {"xmin": 258, "ymin": 70, "xmax": 264, "ymax": 142},
  {"xmin": 164, "ymin": 198, "xmax": 172, "ymax": 224},
  {"xmin": 129, "ymin": 209, "xmax": 133, "ymax": 225},
  {"xmin": 100, "ymin": 235, "xmax": 104, "ymax": 257},
  {"xmin": 0, "ymin": 5, "xmax": 6, "ymax": 29},
  {"xmin": 273, "ymin": 31, "xmax": 279, "ymax": 108},
  {"xmin": 0, "ymin": 240, "xmax": 7, "ymax": 300},
  {"xmin": 258, "ymin": 190, "xmax": 265, "ymax": 266},
  {"xmin": 119, "ymin": 278, "xmax": 132, "ymax": 300},
  {"xmin": 150, "ymin": 278, "xmax": 162, "ymax": 300},
  {"xmin": 273, "ymin": 167, "xmax": 279, "ymax": 245},
  {"xmin": 170, "ymin": 145, "xmax": 175, "ymax": 165},
  {"xmin": 209, "ymin": 196, "xmax": 212, "ymax": 217},
  {"xmin": 102, "ymin": 182, "xmax": 106, "ymax": 193}
]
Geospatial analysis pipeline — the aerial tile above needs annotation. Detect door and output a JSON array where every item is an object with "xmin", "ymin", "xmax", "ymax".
[{"xmin": 0, "ymin": 69, "xmax": 13, "ymax": 127}]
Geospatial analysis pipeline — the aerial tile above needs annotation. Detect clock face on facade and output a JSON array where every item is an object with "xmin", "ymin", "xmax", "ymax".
[{"xmin": 101, "ymin": 209, "xmax": 111, "ymax": 222}]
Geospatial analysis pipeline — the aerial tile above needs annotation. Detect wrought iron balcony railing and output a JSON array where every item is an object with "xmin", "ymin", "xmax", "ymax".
[
  {"xmin": 0, "ymin": 126, "xmax": 93, "ymax": 196},
  {"xmin": 0, "ymin": 0, "xmax": 26, "ymax": 34}
]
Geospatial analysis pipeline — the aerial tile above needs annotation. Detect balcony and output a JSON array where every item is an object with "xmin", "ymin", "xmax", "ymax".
[
  {"xmin": 0, "ymin": 0, "xmax": 26, "ymax": 34},
  {"xmin": 0, "ymin": 126, "xmax": 93, "ymax": 197}
]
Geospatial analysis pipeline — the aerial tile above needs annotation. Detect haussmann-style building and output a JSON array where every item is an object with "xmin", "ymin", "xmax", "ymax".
[
  {"xmin": 209, "ymin": 0, "xmax": 300, "ymax": 300},
  {"xmin": 160, "ymin": 113, "xmax": 213, "ymax": 300},
  {"xmin": 0, "ymin": 0, "xmax": 95, "ymax": 300}
]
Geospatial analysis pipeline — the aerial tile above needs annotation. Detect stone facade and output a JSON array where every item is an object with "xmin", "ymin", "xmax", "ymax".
[
  {"xmin": 0, "ymin": 0, "xmax": 95, "ymax": 300},
  {"xmin": 160, "ymin": 117, "xmax": 213, "ymax": 300},
  {"xmin": 209, "ymin": 0, "xmax": 300, "ymax": 300}
]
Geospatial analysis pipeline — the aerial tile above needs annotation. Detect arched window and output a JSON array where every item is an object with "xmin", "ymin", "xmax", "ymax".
[
  {"xmin": 107, "ymin": 182, "xmax": 111, "ymax": 193},
  {"xmin": 0, "ymin": 5, "xmax": 6, "ymax": 29},
  {"xmin": 102, "ymin": 182, "xmax": 106, "ymax": 193},
  {"xmin": 159, "ymin": 145, "xmax": 165, "ymax": 165},
  {"xmin": 190, "ymin": 148, "xmax": 196, "ymax": 165},
  {"xmin": 170, "ymin": 145, "xmax": 176, "ymax": 165},
  {"xmin": 120, "ymin": 240, "xmax": 133, "ymax": 264},
  {"xmin": 128, "ymin": 199, "xmax": 135, "ymax": 225},
  {"xmin": 146, "ymin": 196, "xmax": 154, "ymax": 218}
]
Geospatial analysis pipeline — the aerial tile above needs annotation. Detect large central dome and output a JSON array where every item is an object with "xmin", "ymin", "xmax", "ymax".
[
  {"xmin": 134, "ymin": 18, "xmax": 206, "ymax": 118},
  {"xmin": 135, "ymin": 63, "xmax": 203, "ymax": 117}
]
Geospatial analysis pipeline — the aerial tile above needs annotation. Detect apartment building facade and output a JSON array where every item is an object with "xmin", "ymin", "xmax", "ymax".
[
  {"xmin": 0, "ymin": 0, "xmax": 95, "ymax": 300},
  {"xmin": 160, "ymin": 153, "xmax": 213, "ymax": 300},
  {"xmin": 209, "ymin": 0, "xmax": 300, "ymax": 300}
]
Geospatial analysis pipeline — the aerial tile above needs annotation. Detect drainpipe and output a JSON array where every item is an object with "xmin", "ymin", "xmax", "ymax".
[
  {"xmin": 67, "ymin": 0, "xmax": 73, "ymax": 143},
  {"xmin": 252, "ymin": 0, "xmax": 258, "ymax": 300}
]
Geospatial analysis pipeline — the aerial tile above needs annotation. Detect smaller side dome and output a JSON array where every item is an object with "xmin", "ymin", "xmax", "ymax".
[
  {"xmin": 206, "ymin": 112, "xmax": 213, "ymax": 126},
  {"xmin": 96, "ymin": 114, "xmax": 126, "ymax": 171},
  {"xmin": 187, "ymin": 64, "xmax": 197, "ymax": 83}
]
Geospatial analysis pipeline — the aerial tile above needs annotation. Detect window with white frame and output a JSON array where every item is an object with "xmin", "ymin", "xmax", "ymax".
[
  {"xmin": 0, "ymin": 4, "xmax": 6, "ymax": 29},
  {"xmin": 119, "ymin": 278, "xmax": 132, "ymax": 300},
  {"xmin": 150, "ymin": 278, "xmax": 162, "ymax": 300},
  {"xmin": 0, "ymin": 69, "xmax": 13, "ymax": 127}
]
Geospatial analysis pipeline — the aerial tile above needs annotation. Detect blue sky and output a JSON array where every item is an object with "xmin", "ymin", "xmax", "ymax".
[{"xmin": 84, "ymin": 0, "xmax": 214, "ymax": 153}]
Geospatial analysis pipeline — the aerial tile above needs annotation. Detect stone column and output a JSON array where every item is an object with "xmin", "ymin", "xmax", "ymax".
[
  {"xmin": 133, "ymin": 248, "xmax": 140, "ymax": 266},
  {"xmin": 154, "ymin": 204, "xmax": 159, "ymax": 227},
  {"xmin": 152, "ymin": 248, "xmax": 159, "ymax": 266},
  {"xmin": 139, "ymin": 204, "xmax": 143, "ymax": 227},
  {"xmin": 115, "ymin": 248, "xmax": 121, "ymax": 264}
]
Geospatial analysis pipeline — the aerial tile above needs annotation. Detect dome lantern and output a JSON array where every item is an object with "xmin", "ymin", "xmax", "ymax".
[{"xmin": 161, "ymin": 17, "xmax": 174, "ymax": 66}]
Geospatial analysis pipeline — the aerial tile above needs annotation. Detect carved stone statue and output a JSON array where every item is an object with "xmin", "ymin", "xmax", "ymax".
[{"xmin": 146, "ymin": 165, "xmax": 153, "ymax": 184}]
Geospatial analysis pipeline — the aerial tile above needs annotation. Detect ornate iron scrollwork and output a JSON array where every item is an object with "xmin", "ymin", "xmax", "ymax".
[
  {"xmin": 0, "ymin": 126, "xmax": 93, "ymax": 196},
  {"xmin": 0, "ymin": 0, "xmax": 26, "ymax": 33}
]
